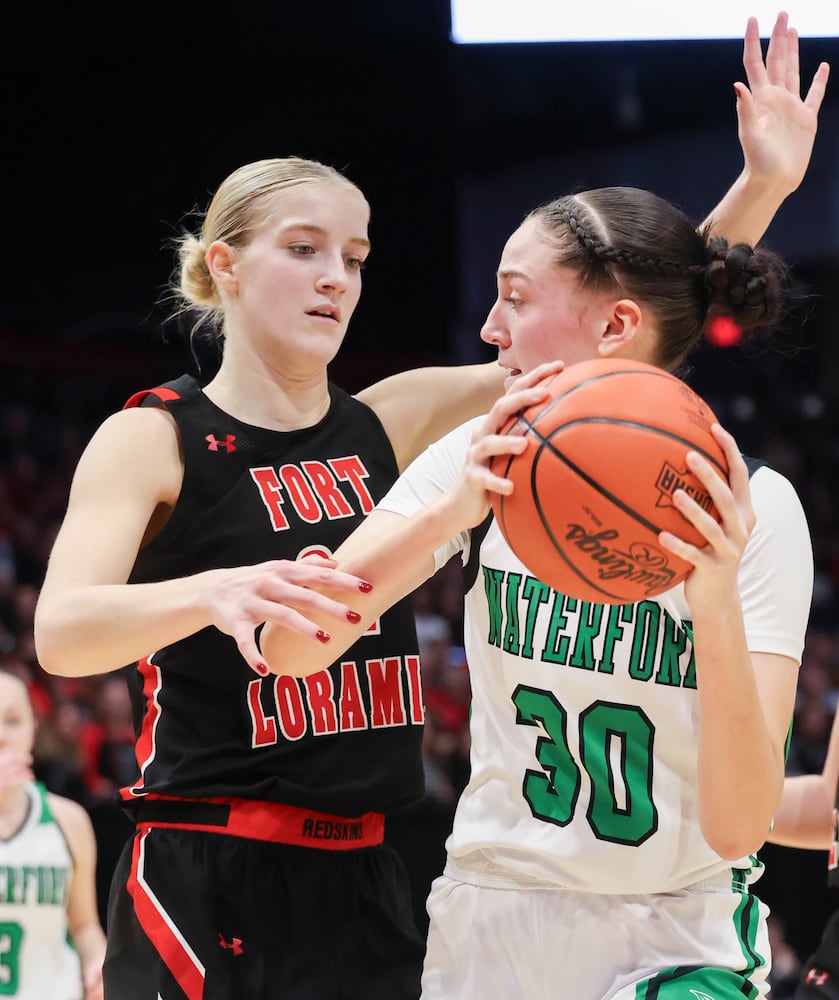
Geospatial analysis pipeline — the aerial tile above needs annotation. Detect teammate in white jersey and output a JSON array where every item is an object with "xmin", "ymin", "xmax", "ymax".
[
  {"xmin": 259, "ymin": 14, "xmax": 829, "ymax": 998},
  {"xmin": 0, "ymin": 672, "xmax": 106, "ymax": 999}
]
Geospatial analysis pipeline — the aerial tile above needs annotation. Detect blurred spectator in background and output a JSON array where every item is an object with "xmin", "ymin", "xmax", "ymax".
[
  {"xmin": 0, "ymin": 668, "xmax": 106, "ymax": 999},
  {"xmin": 34, "ymin": 697, "xmax": 88, "ymax": 803},
  {"xmin": 78, "ymin": 673, "xmax": 136, "ymax": 806}
]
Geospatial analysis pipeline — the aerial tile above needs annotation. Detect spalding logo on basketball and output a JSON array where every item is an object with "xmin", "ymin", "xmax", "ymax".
[{"xmin": 490, "ymin": 358, "xmax": 729, "ymax": 604}]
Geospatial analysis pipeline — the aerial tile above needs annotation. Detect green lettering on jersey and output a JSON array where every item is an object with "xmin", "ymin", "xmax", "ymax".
[
  {"xmin": 682, "ymin": 622, "xmax": 697, "ymax": 689},
  {"xmin": 503, "ymin": 573, "xmax": 523, "ymax": 655},
  {"xmin": 43, "ymin": 867, "xmax": 66, "ymax": 905},
  {"xmin": 542, "ymin": 592, "xmax": 573, "ymax": 665},
  {"xmin": 0, "ymin": 922, "xmax": 23, "ymax": 993},
  {"xmin": 599, "ymin": 604, "xmax": 633, "ymax": 674},
  {"xmin": 513, "ymin": 685, "xmax": 579, "ymax": 825},
  {"xmin": 481, "ymin": 563, "xmax": 697, "ymax": 693},
  {"xmin": 520, "ymin": 577, "xmax": 551, "ymax": 659},
  {"xmin": 0, "ymin": 866, "xmax": 67, "ymax": 906},
  {"xmin": 482, "ymin": 567, "xmax": 505, "ymax": 647},
  {"xmin": 627, "ymin": 602, "xmax": 661, "ymax": 680},
  {"xmin": 656, "ymin": 615, "xmax": 690, "ymax": 687},
  {"xmin": 580, "ymin": 701, "xmax": 657, "ymax": 844},
  {"xmin": 0, "ymin": 870, "xmax": 12, "ymax": 905},
  {"xmin": 569, "ymin": 601, "xmax": 604, "ymax": 671}
]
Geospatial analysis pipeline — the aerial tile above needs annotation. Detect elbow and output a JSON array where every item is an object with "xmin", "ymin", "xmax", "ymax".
[
  {"xmin": 33, "ymin": 610, "xmax": 70, "ymax": 677},
  {"xmin": 708, "ymin": 836, "xmax": 762, "ymax": 861},
  {"xmin": 702, "ymin": 818, "xmax": 771, "ymax": 861},
  {"xmin": 34, "ymin": 640, "xmax": 67, "ymax": 677}
]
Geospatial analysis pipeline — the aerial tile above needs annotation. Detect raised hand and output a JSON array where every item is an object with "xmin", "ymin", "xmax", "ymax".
[{"xmin": 736, "ymin": 10, "xmax": 830, "ymax": 197}]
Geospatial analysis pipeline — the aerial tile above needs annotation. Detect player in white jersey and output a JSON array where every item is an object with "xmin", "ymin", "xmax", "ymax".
[
  {"xmin": 264, "ymin": 208, "xmax": 811, "ymax": 997},
  {"xmin": 0, "ymin": 672, "xmax": 106, "ymax": 999},
  {"xmin": 259, "ymin": 17, "xmax": 828, "ymax": 998}
]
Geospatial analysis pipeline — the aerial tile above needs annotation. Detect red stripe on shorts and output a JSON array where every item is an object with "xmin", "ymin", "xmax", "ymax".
[{"xmin": 127, "ymin": 829, "xmax": 206, "ymax": 1000}]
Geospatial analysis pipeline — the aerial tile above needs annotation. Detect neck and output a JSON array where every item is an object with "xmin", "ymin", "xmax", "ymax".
[
  {"xmin": 0, "ymin": 784, "xmax": 30, "ymax": 837},
  {"xmin": 204, "ymin": 362, "xmax": 332, "ymax": 432}
]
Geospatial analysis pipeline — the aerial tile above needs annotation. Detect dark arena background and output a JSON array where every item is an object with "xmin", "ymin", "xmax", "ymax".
[{"xmin": 4, "ymin": 2, "xmax": 839, "ymax": 986}]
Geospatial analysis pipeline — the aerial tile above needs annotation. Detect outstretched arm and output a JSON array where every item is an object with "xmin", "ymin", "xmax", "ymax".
[
  {"xmin": 358, "ymin": 363, "xmax": 507, "ymax": 473},
  {"xmin": 702, "ymin": 11, "xmax": 830, "ymax": 245},
  {"xmin": 261, "ymin": 365, "xmax": 561, "ymax": 676}
]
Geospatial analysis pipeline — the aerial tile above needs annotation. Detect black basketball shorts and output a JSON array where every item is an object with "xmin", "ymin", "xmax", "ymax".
[
  {"xmin": 796, "ymin": 909, "xmax": 839, "ymax": 1000},
  {"xmin": 102, "ymin": 798, "xmax": 425, "ymax": 1000}
]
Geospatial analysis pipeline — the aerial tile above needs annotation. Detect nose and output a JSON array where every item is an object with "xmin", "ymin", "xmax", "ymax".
[
  {"xmin": 315, "ymin": 252, "xmax": 349, "ymax": 295},
  {"xmin": 480, "ymin": 299, "xmax": 509, "ymax": 348}
]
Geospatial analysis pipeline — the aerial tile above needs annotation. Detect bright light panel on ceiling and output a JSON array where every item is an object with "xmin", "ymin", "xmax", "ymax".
[{"xmin": 451, "ymin": 1, "xmax": 839, "ymax": 43}]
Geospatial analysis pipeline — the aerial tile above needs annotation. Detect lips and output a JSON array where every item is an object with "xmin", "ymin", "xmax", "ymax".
[
  {"xmin": 306, "ymin": 306, "xmax": 340, "ymax": 323},
  {"xmin": 500, "ymin": 361, "xmax": 522, "ymax": 392}
]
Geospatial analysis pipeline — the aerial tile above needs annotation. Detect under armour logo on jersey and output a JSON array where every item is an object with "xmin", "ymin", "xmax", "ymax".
[
  {"xmin": 206, "ymin": 433, "xmax": 237, "ymax": 453},
  {"xmin": 218, "ymin": 933, "xmax": 244, "ymax": 955}
]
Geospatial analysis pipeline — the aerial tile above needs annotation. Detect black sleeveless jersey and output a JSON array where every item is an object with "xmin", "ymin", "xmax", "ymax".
[{"xmin": 121, "ymin": 374, "xmax": 424, "ymax": 816}]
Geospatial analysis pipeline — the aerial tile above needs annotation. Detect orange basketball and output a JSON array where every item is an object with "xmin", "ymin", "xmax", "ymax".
[{"xmin": 489, "ymin": 358, "xmax": 729, "ymax": 604}]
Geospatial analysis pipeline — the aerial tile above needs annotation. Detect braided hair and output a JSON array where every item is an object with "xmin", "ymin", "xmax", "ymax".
[{"xmin": 528, "ymin": 187, "xmax": 787, "ymax": 371}]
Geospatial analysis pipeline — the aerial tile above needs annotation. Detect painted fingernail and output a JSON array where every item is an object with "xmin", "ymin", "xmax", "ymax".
[
  {"xmin": 346, "ymin": 610, "xmax": 362, "ymax": 624},
  {"xmin": 254, "ymin": 663, "xmax": 269, "ymax": 676},
  {"xmin": 316, "ymin": 630, "xmax": 331, "ymax": 644},
  {"xmin": 358, "ymin": 581, "xmax": 373, "ymax": 593}
]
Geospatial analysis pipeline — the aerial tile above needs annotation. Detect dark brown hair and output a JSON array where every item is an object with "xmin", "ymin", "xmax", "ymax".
[{"xmin": 528, "ymin": 187, "xmax": 788, "ymax": 371}]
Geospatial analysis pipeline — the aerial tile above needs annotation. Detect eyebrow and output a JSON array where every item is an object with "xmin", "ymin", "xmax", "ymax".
[
  {"xmin": 284, "ymin": 222, "xmax": 371, "ymax": 250},
  {"xmin": 497, "ymin": 268, "xmax": 530, "ymax": 282}
]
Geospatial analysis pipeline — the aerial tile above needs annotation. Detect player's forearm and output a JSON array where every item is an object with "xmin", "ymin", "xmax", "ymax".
[
  {"xmin": 34, "ymin": 577, "xmax": 217, "ymax": 676},
  {"xmin": 72, "ymin": 923, "xmax": 106, "ymax": 985},
  {"xmin": 700, "ymin": 167, "xmax": 794, "ymax": 247},
  {"xmin": 693, "ymin": 605, "xmax": 786, "ymax": 857},
  {"xmin": 262, "ymin": 501, "xmax": 460, "ymax": 676},
  {"xmin": 768, "ymin": 774, "xmax": 834, "ymax": 850}
]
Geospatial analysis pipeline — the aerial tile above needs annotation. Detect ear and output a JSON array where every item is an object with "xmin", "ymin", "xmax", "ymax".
[
  {"xmin": 596, "ymin": 299, "xmax": 645, "ymax": 358},
  {"xmin": 206, "ymin": 240, "xmax": 238, "ymax": 293}
]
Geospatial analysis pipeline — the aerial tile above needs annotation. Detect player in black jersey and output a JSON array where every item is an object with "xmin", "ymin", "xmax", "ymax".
[
  {"xmin": 769, "ymin": 708, "xmax": 839, "ymax": 998},
  {"xmin": 34, "ymin": 22, "xmax": 829, "ymax": 995},
  {"xmin": 33, "ymin": 155, "xmax": 507, "ymax": 1000}
]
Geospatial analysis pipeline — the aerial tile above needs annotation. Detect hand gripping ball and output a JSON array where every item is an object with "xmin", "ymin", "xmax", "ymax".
[{"xmin": 490, "ymin": 358, "xmax": 729, "ymax": 604}]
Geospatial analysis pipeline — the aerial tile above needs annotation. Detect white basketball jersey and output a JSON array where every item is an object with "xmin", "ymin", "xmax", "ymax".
[
  {"xmin": 380, "ymin": 418, "xmax": 813, "ymax": 894},
  {"xmin": 0, "ymin": 783, "xmax": 82, "ymax": 999}
]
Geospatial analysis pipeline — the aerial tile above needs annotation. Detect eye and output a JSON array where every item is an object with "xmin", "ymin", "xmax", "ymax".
[
  {"xmin": 290, "ymin": 244, "xmax": 316, "ymax": 256},
  {"xmin": 346, "ymin": 256, "xmax": 367, "ymax": 272},
  {"xmin": 505, "ymin": 295, "xmax": 522, "ymax": 310}
]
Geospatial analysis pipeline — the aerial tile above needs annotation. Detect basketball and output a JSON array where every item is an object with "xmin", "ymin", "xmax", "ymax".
[{"xmin": 489, "ymin": 358, "xmax": 729, "ymax": 604}]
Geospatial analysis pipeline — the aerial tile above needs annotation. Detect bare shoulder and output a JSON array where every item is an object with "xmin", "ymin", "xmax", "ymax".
[
  {"xmin": 72, "ymin": 404, "xmax": 182, "ymax": 506},
  {"xmin": 85, "ymin": 405, "xmax": 180, "ymax": 461}
]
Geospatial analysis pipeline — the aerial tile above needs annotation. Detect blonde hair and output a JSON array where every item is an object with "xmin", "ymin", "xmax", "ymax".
[{"xmin": 172, "ymin": 157, "xmax": 366, "ymax": 335}]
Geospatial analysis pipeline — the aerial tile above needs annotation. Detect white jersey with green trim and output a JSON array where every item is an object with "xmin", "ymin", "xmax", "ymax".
[
  {"xmin": 0, "ymin": 782, "xmax": 82, "ymax": 999},
  {"xmin": 379, "ymin": 417, "xmax": 813, "ymax": 895}
]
